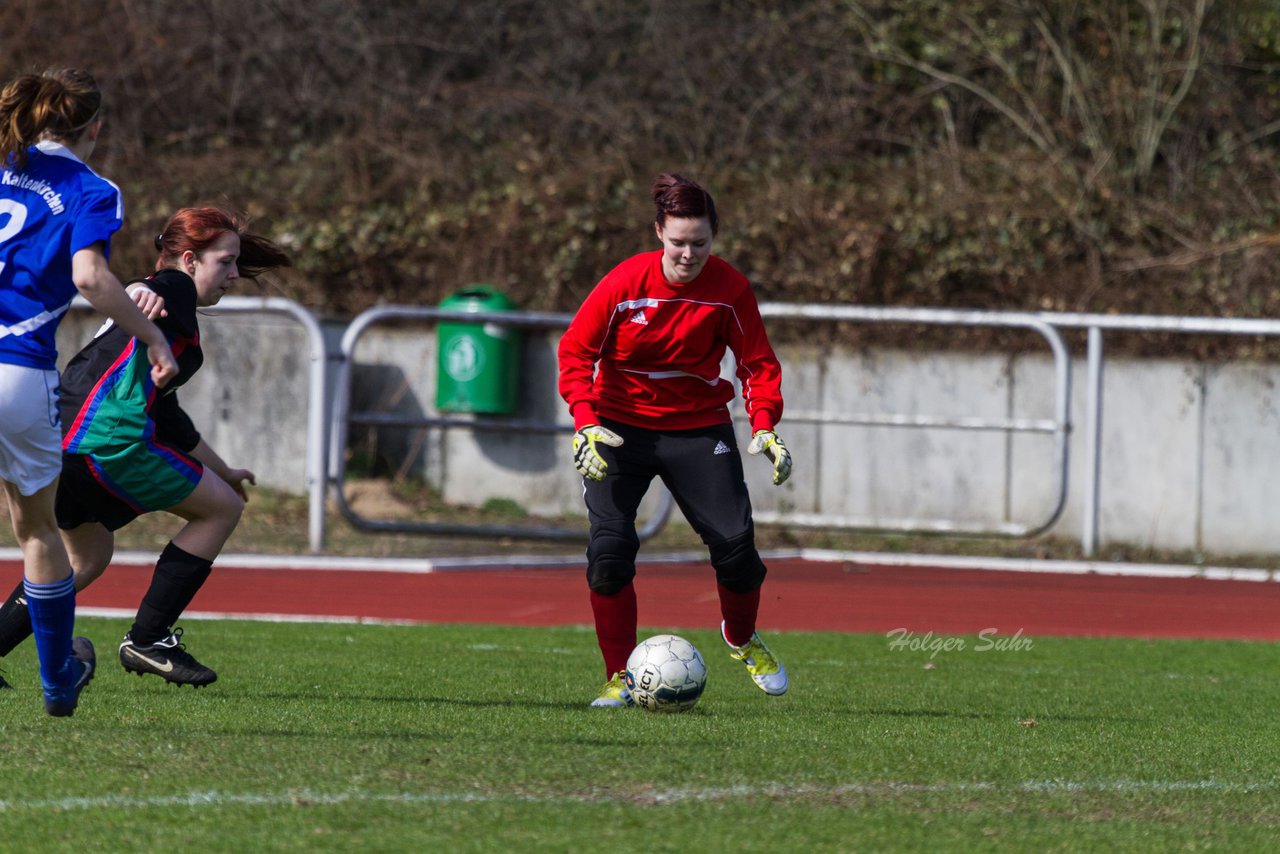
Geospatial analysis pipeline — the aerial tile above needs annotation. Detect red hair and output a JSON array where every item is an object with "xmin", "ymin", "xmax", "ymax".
[
  {"xmin": 652, "ymin": 173, "xmax": 719, "ymax": 236},
  {"xmin": 155, "ymin": 207, "xmax": 290, "ymax": 279}
]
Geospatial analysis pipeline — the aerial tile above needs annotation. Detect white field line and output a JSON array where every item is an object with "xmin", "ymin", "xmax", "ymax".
[
  {"xmin": 2, "ymin": 546, "xmax": 1274, "ymax": 580},
  {"xmin": 0, "ymin": 779, "xmax": 1275, "ymax": 813},
  {"xmin": 0, "ymin": 548, "xmax": 733, "ymax": 572},
  {"xmin": 75, "ymin": 606, "xmax": 420, "ymax": 626}
]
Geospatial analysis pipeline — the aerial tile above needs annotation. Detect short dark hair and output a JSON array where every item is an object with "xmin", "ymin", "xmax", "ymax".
[{"xmin": 651, "ymin": 173, "xmax": 718, "ymax": 235}]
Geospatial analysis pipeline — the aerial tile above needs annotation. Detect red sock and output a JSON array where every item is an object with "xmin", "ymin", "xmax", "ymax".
[
  {"xmin": 717, "ymin": 583, "xmax": 761, "ymax": 647},
  {"xmin": 590, "ymin": 584, "xmax": 637, "ymax": 677}
]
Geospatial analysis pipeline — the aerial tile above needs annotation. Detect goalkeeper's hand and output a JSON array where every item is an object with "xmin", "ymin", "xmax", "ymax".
[
  {"xmin": 572, "ymin": 425, "xmax": 624, "ymax": 481},
  {"xmin": 747, "ymin": 429, "xmax": 792, "ymax": 485}
]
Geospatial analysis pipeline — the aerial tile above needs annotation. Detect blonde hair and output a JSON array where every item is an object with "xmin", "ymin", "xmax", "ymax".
[{"xmin": 0, "ymin": 68, "xmax": 102, "ymax": 171}]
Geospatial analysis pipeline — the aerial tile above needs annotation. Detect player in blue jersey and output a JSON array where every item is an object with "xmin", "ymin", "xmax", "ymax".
[{"xmin": 0, "ymin": 68, "xmax": 178, "ymax": 715}]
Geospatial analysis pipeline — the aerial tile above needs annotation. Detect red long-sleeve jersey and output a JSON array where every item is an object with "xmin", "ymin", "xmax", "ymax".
[{"xmin": 558, "ymin": 250, "xmax": 783, "ymax": 432}]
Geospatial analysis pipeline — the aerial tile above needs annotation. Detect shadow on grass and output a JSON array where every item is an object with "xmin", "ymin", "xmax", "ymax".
[{"xmin": 136, "ymin": 687, "xmax": 605, "ymax": 712}]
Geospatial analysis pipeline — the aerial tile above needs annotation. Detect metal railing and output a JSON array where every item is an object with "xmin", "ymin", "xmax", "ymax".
[
  {"xmin": 75, "ymin": 296, "xmax": 1280, "ymax": 557},
  {"xmin": 71, "ymin": 295, "xmax": 330, "ymax": 552},
  {"xmin": 1026, "ymin": 312, "xmax": 1280, "ymax": 556},
  {"xmin": 328, "ymin": 302, "xmax": 1073, "ymax": 543},
  {"xmin": 328, "ymin": 304, "xmax": 675, "ymax": 540},
  {"xmin": 751, "ymin": 304, "xmax": 1073, "ymax": 537}
]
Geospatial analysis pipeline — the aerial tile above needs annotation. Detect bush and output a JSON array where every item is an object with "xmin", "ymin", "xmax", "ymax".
[{"xmin": 4, "ymin": 0, "xmax": 1277, "ymax": 349}]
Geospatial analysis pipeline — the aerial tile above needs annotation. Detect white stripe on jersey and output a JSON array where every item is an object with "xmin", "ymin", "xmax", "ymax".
[
  {"xmin": 620, "ymin": 368, "xmax": 723, "ymax": 385},
  {"xmin": 0, "ymin": 298, "xmax": 74, "ymax": 340},
  {"xmin": 615, "ymin": 298, "xmax": 660, "ymax": 311}
]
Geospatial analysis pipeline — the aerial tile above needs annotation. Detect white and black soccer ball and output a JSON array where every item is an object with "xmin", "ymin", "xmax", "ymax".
[{"xmin": 625, "ymin": 634, "xmax": 707, "ymax": 713}]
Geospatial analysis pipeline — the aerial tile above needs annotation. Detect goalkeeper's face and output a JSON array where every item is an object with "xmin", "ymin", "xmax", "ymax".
[{"xmin": 655, "ymin": 216, "xmax": 713, "ymax": 284}]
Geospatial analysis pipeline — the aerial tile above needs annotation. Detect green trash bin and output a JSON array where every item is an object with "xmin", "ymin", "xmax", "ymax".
[{"xmin": 435, "ymin": 285, "xmax": 521, "ymax": 414}]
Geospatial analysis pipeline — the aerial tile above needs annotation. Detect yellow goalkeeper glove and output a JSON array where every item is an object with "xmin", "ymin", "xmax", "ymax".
[
  {"xmin": 747, "ymin": 429, "xmax": 792, "ymax": 485},
  {"xmin": 572, "ymin": 425, "xmax": 624, "ymax": 481}
]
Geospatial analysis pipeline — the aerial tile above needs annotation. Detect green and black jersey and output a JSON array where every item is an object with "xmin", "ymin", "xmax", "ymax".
[{"xmin": 60, "ymin": 268, "xmax": 204, "ymax": 456}]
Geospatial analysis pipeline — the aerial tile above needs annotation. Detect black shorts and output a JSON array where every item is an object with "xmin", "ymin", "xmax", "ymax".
[{"xmin": 583, "ymin": 419, "xmax": 753, "ymax": 544}]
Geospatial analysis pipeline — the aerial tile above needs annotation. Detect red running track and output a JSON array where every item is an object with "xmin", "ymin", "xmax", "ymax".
[{"xmin": 3, "ymin": 555, "xmax": 1279, "ymax": 640}]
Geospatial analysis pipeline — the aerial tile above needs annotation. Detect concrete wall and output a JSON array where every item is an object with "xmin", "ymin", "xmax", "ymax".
[
  {"xmin": 55, "ymin": 309, "xmax": 1280, "ymax": 557},
  {"xmin": 56, "ymin": 310, "xmax": 312, "ymax": 494}
]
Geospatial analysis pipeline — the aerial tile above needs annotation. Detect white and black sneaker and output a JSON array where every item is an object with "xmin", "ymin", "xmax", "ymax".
[{"xmin": 119, "ymin": 627, "xmax": 217, "ymax": 687}]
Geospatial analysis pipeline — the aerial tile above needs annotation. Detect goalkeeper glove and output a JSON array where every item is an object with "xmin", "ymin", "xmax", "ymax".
[
  {"xmin": 747, "ymin": 429, "xmax": 792, "ymax": 485},
  {"xmin": 572, "ymin": 425, "xmax": 624, "ymax": 481}
]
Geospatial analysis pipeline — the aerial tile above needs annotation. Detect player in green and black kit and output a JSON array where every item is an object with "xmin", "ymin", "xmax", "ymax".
[{"xmin": 0, "ymin": 206, "xmax": 288, "ymax": 687}]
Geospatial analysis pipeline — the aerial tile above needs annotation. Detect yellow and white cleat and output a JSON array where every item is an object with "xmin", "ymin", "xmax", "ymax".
[
  {"xmin": 722, "ymin": 621, "xmax": 788, "ymax": 696},
  {"xmin": 590, "ymin": 670, "xmax": 634, "ymax": 708}
]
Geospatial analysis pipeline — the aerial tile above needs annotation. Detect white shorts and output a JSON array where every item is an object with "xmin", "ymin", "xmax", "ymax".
[{"xmin": 0, "ymin": 363, "xmax": 63, "ymax": 496}]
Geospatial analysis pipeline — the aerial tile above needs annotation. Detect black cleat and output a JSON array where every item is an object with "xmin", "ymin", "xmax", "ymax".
[
  {"xmin": 44, "ymin": 636, "xmax": 95, "ymax": 717},
  {"xmin": 119, "ymin": 627, "xmax": 217, "ymax": 687}
]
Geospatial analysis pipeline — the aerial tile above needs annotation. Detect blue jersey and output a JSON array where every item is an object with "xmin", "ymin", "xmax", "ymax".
[{"xmin": 0, "ymin": 141, "xmax": 123, "ymax": 370}]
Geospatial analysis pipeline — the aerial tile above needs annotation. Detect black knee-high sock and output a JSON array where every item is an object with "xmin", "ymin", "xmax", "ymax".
[
  {"xmin": 0, "ymin": 580, "xmax": 33, "ymax": 658},
  {"xmin": 129, "ymin": 542, "xmax": 213, "ymax": 645}
]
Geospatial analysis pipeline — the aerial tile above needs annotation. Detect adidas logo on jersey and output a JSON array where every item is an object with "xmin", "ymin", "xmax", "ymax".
[
  {"xmin": 713, "ymin": 441, "xmax": 731, "ymax": 455},
  {"xmin": 629, "ymin": 310, "xmax": 649, "ymax": 325}
]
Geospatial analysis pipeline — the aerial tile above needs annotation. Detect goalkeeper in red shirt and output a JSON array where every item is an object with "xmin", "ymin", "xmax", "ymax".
[{"xmin": 557, "ymin": 173, "xmax": 793, "ymax": 707}]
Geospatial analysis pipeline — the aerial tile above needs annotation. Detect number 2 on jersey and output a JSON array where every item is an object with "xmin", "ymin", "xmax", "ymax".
[{"xmin": 0, "ymin": 199, "xmax": 30, "ymax": 279}]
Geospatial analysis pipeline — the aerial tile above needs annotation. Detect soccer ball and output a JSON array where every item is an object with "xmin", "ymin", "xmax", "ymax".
[{"xmin": 625, "ymin": 634, "xmax": 707, "ymax": 713}]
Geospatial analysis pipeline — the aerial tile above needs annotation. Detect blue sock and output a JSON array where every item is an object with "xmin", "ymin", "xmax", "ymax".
[{"xmin": 24, "ymin": 575, "xmax": 76, "ymax": 691}]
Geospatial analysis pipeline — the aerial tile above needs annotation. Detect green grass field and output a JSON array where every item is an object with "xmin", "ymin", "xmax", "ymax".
[{"xmin": 2, "ymin": 618, "xmax": 1278, "ymax": 852}]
